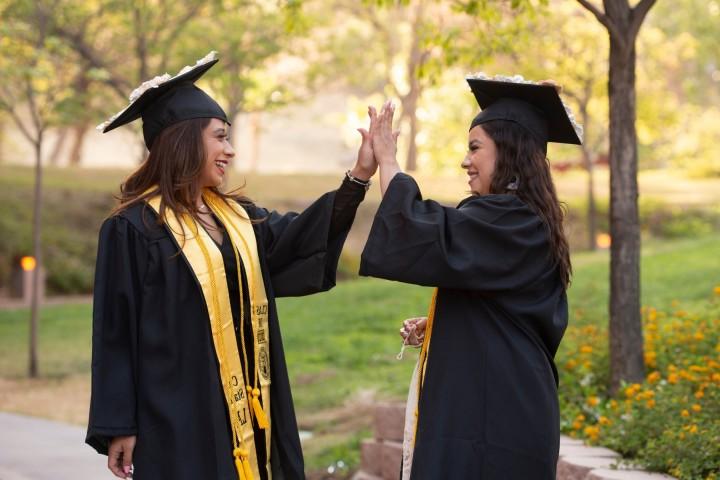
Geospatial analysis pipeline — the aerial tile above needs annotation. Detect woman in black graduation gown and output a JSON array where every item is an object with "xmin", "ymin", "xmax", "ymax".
[
  {"xmin": 360, "ymin": 76, "xmax": 583, "ymax": 479},
  {"xmin": 86, "ymin": 52, "xmax": 375, "ymax": 480}
]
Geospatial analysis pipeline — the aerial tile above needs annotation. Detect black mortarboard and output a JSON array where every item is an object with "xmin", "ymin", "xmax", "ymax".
[
  {"xmin": 98, "ymin": 51, "xmax": 229, "ymax": 149},
  {"xmin": 466, "ymin": 74, "xmax": 583, "ymax": 146}
]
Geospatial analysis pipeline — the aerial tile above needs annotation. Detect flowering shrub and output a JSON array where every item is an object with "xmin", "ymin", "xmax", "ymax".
[{"xmin": 558, "ymin": 287, "xmax": 720, "ymax": 480}]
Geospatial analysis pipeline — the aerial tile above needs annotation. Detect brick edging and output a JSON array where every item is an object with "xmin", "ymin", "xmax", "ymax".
[{"xmin": 353, "ymin": 403, "xmax": 678, "ymax": 480}]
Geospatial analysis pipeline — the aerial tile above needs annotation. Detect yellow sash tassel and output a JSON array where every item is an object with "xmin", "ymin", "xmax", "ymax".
[
  {"xmin": 233, "ymin": 448, "xmax": 255, "ymax": 480},
  {"xmin": 234, "ymin": 457, "xmax": 244, "ymax": 480},
  {"xmin": 250, "ymin": 387, "xmax": 270, "ymax": 429}
]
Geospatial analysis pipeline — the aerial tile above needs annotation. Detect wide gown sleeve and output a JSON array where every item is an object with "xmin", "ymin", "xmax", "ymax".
[
  {"xmin": 253, "ymin": 179, "xmax": 365, "ymax": 297},
  {"xmin": 86, "ymin": 215, "xmax": 148, "ymax": 454},
  {"xmin": 359, "ymin": 173, "xmax": 551, "ymax": 292}
]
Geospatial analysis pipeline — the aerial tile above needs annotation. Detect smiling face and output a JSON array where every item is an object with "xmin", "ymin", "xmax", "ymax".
[
  {"xmin": 198, "ymin": 118, "xmax": 235, "ymax": 188},
  {"xmin": 462, "ymin": 125, "xmax": 498, "ymax": 196}
]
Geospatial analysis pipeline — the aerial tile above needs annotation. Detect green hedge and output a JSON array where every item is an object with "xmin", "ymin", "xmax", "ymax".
[{"xmin": 2, "ymin": 176, "xmax": 720, "ymax": 294}]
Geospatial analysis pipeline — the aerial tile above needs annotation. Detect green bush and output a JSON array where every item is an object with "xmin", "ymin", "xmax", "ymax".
[
  {"xmin": 0, "ymin": 183, "xmax": 113, "ymax": 294},
  {"xmin": 558, "ymin": 288, "xmax": 720, "ymax": 480},
  {"xmin": 565, "ymin": 198, "xmax": 720, "ymax": 248}
]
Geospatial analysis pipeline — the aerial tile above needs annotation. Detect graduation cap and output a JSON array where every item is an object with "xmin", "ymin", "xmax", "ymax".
[
  {"xmin": 97, "ymin": 51, "xmax": 229, "ymax": 149},
  {"xmin": 466, "ymin": 74, "xmax": 583, "ymax": 146}
]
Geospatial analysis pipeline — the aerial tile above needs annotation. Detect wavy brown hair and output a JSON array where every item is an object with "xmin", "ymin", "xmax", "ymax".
[
  {"xmin": 480, "ymin": 120, "xmax": 572, "ymax": 289},
  {"xmin": 111, "ymin": 117, "xmax": 249, "ymax": 226}
]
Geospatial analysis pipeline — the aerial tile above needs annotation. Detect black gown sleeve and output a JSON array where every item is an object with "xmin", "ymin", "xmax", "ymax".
[
  {"xmin": 252, "ymin": 177, "xmax": 365, "ymax": 297},
  {"xmin": 86, "ymin": 215, "xmax": 148, "ymax": 454},
  {"xmin": 359, "ymin": 173, "xmax": 552, "ymax": 292}
]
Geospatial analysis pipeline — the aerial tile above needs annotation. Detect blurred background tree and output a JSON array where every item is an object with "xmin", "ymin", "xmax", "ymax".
[{"xmin": 0, "ymin": 0, "xmax": 82, "ymax": 376}]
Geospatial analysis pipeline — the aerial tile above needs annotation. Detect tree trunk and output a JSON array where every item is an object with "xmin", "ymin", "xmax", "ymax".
[
  {"xmin": 403, "ymin": 0, "xmax": 425, "ymax": 172},
  {"xmin": 583, "ymin": 145, "xmax": 597, "ymax": 251},
  {"xmin": 607, "ymin": 32, "xmax": 644, "ymax": 392},
  {"xmin": 68, "ymin": 123, "xmax": 88, "ymax": 166},
  {"xmin": 580, "ymin": 106, "xmax": 597, "ymax": 251},
  {"xmin": 248, "ymin": 112, "xmax": 261, "ymax": 173},
  {"xmin": 48, "ymin": 127, "xmax": 67, "ymax": 166},
  {"xmin": 405, "ymin": 97, "xmax": 420, "ymax": 172},
  {"xmin": 29, "ymin": 133, "xmax": 43, "ymax": 378}
]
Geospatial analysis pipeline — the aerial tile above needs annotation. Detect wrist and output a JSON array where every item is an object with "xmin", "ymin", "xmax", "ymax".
[
  {"xmin": 345, "ymin": 169, "xmax": 372, "ymax": 190},
  {"xmin": 377, "ymin": 155, "xmax": 398, "ymax": 167},
  {"xmin": 349, "ymin": 165, "xmax": 374, "ymax": 181}
]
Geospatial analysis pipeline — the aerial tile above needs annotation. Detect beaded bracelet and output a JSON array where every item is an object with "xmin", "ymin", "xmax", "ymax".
[{"xmin": 345, "ymin": 170, "xmax": 372, "ymax": 190}]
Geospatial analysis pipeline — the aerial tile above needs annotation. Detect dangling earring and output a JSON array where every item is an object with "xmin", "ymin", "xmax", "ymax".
[{"xmin": 506, "ymin": 175, "xmax": 520, "ymax": 191}]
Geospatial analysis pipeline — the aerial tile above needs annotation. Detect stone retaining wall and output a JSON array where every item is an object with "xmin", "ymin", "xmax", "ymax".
[{"xmin": 352, "ymin": 403, "xmax": 676, "ymax": 480}]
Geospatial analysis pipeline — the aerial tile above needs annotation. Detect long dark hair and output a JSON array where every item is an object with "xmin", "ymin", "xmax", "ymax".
[
  {"xmin": 112, "ymin": 117, "xmax": 248, "ymax": 224},
  {"xmin": 480, "ymin": 120, "xmax": 572, "ymax": 289}
]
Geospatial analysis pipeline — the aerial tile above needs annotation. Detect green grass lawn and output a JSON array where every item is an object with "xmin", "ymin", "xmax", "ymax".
[{"xmin": 1, "ymin": 234, "xmax": 718, "ymax": 470}]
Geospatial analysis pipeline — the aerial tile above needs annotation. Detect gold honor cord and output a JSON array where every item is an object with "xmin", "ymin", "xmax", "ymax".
[
  {"xmin": 146, "ymin": 194, "xmax": 271, "ymax": 480},
  {"xmin": 411, "ymin": 288, "xmax": 439, "ymax": 448},
  {"xmin": 203, "ymin": 191, "xmax": 272, "ymax": 477}
]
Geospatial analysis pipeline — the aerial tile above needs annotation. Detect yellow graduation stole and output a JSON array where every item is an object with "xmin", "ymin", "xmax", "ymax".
[
  {"xmin": 402, "ymin": 288, "xmax": 438, "ymax": 480},
  {"xmin": 147, "ymin": 190, "xmax": 272, "ymax": 480}
]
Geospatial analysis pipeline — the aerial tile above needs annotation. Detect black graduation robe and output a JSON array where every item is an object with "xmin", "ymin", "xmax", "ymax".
[
  {"xmin": 359, "ymin": 174, "xmax": 567, "ymax": 479},
  {"xmin": 86, "ymin": 180, "xmax": 365, "ymax": 480}
]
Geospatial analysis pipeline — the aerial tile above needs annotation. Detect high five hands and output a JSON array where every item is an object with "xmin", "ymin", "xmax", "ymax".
[{"xmin": 354, "ymin": 100, "xmax": 401, "ymax": 195}]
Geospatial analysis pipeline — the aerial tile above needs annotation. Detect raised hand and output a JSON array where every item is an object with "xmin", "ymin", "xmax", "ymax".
[
  {"xmin": 370, "ymin": 101, "xmax": 400, "ymax": 165},
  {"xmin": 351, "ymin": 107, "xmax": 378, "ymax": 181}
]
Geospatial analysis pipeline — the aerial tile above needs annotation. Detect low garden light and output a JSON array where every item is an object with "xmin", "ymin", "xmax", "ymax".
[
  {"xmin": 20, "ymin": 256, "xmax": 37, "ymax": 271},
  {"xmin": 596, "ymin": 233, "xmax": 612, "ymax": 249}
]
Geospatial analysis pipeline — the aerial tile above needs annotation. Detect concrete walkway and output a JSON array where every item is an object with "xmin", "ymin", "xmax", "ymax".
[{"xmin": 0, "ymin": 412, "xmax": 108, "ymax": 480}]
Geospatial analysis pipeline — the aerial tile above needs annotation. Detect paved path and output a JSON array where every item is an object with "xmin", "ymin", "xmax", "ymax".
[{"xmin": 0, "ymin": 412, "xmax": 108, "ymax": 480}]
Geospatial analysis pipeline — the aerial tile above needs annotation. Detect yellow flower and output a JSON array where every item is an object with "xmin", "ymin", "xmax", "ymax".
[
  {"xmin": 572, "ymin": 421, "xmax": 583, "ymax": 430},
  {"xmin": 565, "ymin": 359, "xmax": 578, "ymax": 370},
  {"xmin": 695, "ymin": 390, "xmax": 704, "ymax": 399},
  {"xmin": 646, "ymin": 399, "xmax": 656, "ymax": 409},
  {"xmin": 583, "ymin": 425, "xmax": 600, "ymax": 441},
  {"xmin": 714, "ymin": 285, "xmax": 720, "ymax": 296},
  {"xmin": 624, "ymin": 384, "xmax": 641, "ymax": 398},
  {"xmin": 580, "ymin": 345, "xmax": 593, "ymax": 354},
  {"xmin": 693, "ymin": 332, "xmax": 705, "ymax": 341},
  {"xmin": 692, "ymin": 404, "xmax": 702, "ymax": 412},
  {"xmin": 668, "ymin": 373, "xmax": 679, "ymax": 384},
  {"xmin": 712, "ymin": 373, "xmax": 720, "ymax": 383},
  {"xmin": 678, "ymin": 432, "xmax": 685, "ymax": 440},
  {"xmin": 681, "ymin": 409, "xmax": 690, "ymax": 417},
  {"xmin": 648, "ymin": 308, "xmax": 658, "ymax": 321},
  {"xmin": 575, "ymin": 414, "xmax": 586, "ymax": 422},
  {"xmin": 689, "ymin": 424, "xmax": 698, "ymax": 434},
  {"xmin": 586, "ymin": 396, "xmax": 600, "ymax": 407},
  {"xmin": 610, "ymin": 400, "xmax": 618, "ymax": 410},
  {"xmin": 675, "ymin": 310, "xmax": 687, "ymax": 318},
  {"xmin": 644, "ymin": 350, "xmax": 657, "ymax": 367},
  {"xmin": 647, "ymin": 371, "xmax": 661, "ymax": 384},
  {"xmin": 598, "ymin": 416, "xmax": 611, "ymax": 426}
]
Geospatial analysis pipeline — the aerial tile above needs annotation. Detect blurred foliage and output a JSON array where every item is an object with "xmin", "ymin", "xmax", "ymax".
[
  {"xmin": 0, "ymin": 179, "xmax": 113, "ymax": 294},
  {"xmin": 0, "ymin": 0, "xmax": 718, "ymax": 175},
  {"xmin": 1, "ymin": 166, "xmax": 719, "ymax": 294}
]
